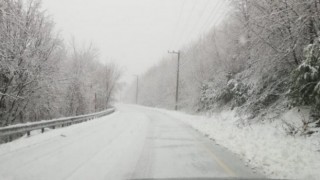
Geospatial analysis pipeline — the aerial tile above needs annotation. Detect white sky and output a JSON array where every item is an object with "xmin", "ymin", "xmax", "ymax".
[{"xmin": 41, "ymin": 0, "xmax": 229, "ymax": 83}]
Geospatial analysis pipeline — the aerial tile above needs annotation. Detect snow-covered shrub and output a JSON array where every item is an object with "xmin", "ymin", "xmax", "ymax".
[
  {"xmin": 198, "ymin": 83, "xmax": 216, "ymax": 111},
  {"xmin": 226, "ymin": 79, "xmax": 249, "ymax": 108},
  {"xmin": 289, "ymin": 37, "xmax": 320, "ymax": 122},
  {"xmin": 198, "ymin": 78, "xmax": 249, "ymax": 111}
]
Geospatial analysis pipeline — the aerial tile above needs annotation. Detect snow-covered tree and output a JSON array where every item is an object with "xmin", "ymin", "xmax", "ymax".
[
  {"xmin": 124, "ymin": 0, "xmax": 320, "ymax": 122},
  {"xmin": 289, "ymin": 37, "xmax": 320, "ymax": 120},
  {"xmin": 0, "ymin": 0, "xmax": 122, "ymax": 126},
  {"xmin": 0, "ymin": 0, "xmax": 60, "ymax": 125}
]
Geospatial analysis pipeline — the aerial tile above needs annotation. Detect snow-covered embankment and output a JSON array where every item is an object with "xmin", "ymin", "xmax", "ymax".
[{"xmin": 158, "ymin": 108, "xmax": 320, "ymax": 180}]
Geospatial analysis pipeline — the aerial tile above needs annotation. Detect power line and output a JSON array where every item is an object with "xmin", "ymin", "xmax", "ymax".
[
  {"xmin": 205, "ymin": 2, "xmax": 231, "ymax": 33},
  {"xmin": 169, "ymin": 0, "xmax": 187, "ymax": 50},
  {"xmin": 166, "ymin": 0, "xmax": 231, "ymax": 87},
  {"xmin": 171, "ymin": 1, "xmax": 221, "ymax": 71},
  {"xmin": 172, "ymin": 0, "xmax": 198, "ymax": 49},
  {"xmin": 174, "ymin": 0, "xmax": 227, "ymax": 50},
  {"xmin": 198, "ymin": 0, "xmax": 225, "ymax": 35},
  {"xmin": 179, "ymin": 0, "xmax": 211, "ymax": 46},
  {"xmin": 178, "ymin": 2, "xmax": 231, "ymax": 70}
]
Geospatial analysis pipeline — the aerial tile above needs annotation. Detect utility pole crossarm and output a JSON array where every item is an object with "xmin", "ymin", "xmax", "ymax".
[{"xmin": 168, "ymin": 50, "xmax": 180, "ymax": 54}]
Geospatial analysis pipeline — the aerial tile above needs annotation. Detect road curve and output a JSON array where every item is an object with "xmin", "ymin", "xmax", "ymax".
[{"xmin": 0, "ymin": 104, "xmax": 263, "ymax": 180}]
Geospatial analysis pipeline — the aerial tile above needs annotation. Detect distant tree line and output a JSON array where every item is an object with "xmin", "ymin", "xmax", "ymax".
[
  {"xmin": 0, "ymin": 0, "xmax": 121, "ymax": 127},
  {"xmin": 125, "ymin": 0, "xmax": 320, "ymax": 129}
]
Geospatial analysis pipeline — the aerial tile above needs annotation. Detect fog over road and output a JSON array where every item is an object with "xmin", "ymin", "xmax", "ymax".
[{"xmin": 0, "ymin": 105, "xmax": 262, "ymax": 180}]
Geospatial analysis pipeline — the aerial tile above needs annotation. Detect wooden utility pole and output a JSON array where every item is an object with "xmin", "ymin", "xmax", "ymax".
[
  {"xmin": 168, "ymin": 50, "xmax": 180, "ymax": 110},
  {"xmin": 94, "ymin": 93, "xmax": 97, "ymax": 112},
  {"xmin": 135, "ymin": 75, "xmax": 139, "ymax": 104}
]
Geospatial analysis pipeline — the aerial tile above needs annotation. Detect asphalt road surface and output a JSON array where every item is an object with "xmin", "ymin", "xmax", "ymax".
[{"xmin": 0, "ymin": 104, "xmax": 263, "ymax": 180}]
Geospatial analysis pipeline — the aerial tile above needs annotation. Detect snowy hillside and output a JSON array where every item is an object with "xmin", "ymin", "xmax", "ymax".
[{"xmin": 157, "ymin": 107, "xmax": 320, "ymax": 179}]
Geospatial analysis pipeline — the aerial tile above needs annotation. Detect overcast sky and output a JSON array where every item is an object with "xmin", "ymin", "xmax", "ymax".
[{"xmin": 41, "ymin": 0, "xmax": 228, "ymax": 83}]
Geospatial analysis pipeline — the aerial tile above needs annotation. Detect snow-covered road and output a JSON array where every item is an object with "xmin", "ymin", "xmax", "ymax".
[{"xmin": 0, "ymin": 104, "xmax": 262, "ymax": 180}]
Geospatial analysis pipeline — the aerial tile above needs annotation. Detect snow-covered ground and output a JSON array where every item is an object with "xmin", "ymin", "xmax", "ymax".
[
  {"xmin": 156, "ymin": 107, "xmax": 320, "ymax": 179},
  {"xmin": 0, "ymin": 104, "xmax": 261, "ymax": 180},
  {"xmin": 1, "ymin": 104, "xmax": 319, "ymax": 179},
  {"xmin": 0, "ymin": 109, "xmax": 150, "ymax": 180}
]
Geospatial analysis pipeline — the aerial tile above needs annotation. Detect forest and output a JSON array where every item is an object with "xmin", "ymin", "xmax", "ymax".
[
  {"xmin": 125, "ymin": 0, "xmax": 320, "ymax": 135},
  {"xmin": 0, "ymin": 0, "xmax": 121, "ymax": 127}
]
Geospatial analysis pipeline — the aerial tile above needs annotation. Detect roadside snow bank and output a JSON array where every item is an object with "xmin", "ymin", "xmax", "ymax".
[{"xmin": 157, "ymin": 108, "xmax": 320, "ymax": 180}]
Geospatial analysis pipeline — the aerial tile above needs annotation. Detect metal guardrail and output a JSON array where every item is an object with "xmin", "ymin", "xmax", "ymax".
[{"xmin": 0, "ymin": 108, "xmax": 115, "ymax": 142}]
